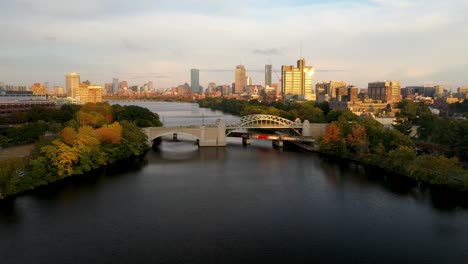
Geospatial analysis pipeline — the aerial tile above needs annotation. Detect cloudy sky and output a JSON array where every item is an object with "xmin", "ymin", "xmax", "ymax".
[{"xmin": 1, "ymin": 0, "xmax": 468, "ymax": 90}]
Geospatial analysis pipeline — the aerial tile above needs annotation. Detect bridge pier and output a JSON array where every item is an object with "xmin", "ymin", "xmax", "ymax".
[
  {"xmin": 242, "ymin": 134, "xmax": 251, "ymax": 146},
  {"xmin": 272, "ymin": 139, "xmax": 283, "ymax": 148}
]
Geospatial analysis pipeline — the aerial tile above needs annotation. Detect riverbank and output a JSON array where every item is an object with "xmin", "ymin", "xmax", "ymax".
[
  {"xmin": 0, "ymin": 103, "xmax": 161, "ymax": 200},
  {"xmin": 197, "ymin": 98, "xmax": 468, "ymax": 192}
]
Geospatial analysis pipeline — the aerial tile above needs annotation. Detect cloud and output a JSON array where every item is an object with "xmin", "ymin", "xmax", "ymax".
[
  {"xmin": 252, "ymin": 48, "xmax": 283, "ymax": 56},
  {"xmin": 122, "ymin": 39, "xmax": 149, "ymax": 52}
]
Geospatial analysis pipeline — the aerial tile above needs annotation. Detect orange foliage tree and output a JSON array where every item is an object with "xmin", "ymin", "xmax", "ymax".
[{"xmin": 96, "ymin": 122, "xmax": 123, "ymax": 145}]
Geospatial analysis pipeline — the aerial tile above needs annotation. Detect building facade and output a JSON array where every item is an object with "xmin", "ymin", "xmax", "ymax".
[
  {"xmin": 265, "ymin": 64, "xmax": 272, "ymax": 87},
  {"xmin": 66, "ymin": 72, "xmax": 80, "ymax": 98},
  {"xmin": 368, "ymin": 81, "xmax": 401, "ymax": 103},
  {"xmin": 190, "ymin": 69, "xmax": 200, "ymax": 93},
  {"xmin": 315, "ymin": 81, "xmax": 347, "ymax": 102},
  {"xmin": 235, "ymin": 65, "xmax": 246, "ymax": 94},
  {"xmin": 281, "ymin": 59, "xmax": 315, "ymax": 100}
]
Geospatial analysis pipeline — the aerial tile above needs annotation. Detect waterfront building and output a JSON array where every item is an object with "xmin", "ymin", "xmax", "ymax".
[
  {"xmin": 191, "ymin": 69, "xmax": 200, "ymax": 93},
  {"xmin": 368, "ymin": 81, "xmax": 401, "ymax": 103},
  {"xmin": 235, "ymin": 65, "xmax": 246, "ymax": 94},
  {"xmin": 281, "ymin": 59, "xmax": 315, "ymax": 101},
  {"xmin": 265, "ymin": 64, "xmax": 272, "ymax": 87},
  {"xmin": 66, "ymin": 72, "xmax": 80, "ymax": 98}
]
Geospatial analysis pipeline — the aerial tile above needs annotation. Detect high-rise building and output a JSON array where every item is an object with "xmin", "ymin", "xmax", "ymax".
[
  {"xmin": 246, "ymin": 76, "xmax": 252, "ymax": 86},
  {"xmin": 368, "ymin": 81, "xmax": 401, "ymax": 103},
  {"xmin": 235, "ymin": 65, "xmax": 246, "ymax": 94},
  {"xmin": 76, "ymin": 83, "xmax": 103, "ymax": 103},
  {"xmin": 112, "ymin": 78, "xmax": 119, "ymax": 94},
  {"xmin": 190, "ymin": 69, "xmax": 200, "ymax": 93},
  {"xmin": 148, "ymin": 81, "xmax": 154, "ymax": 92},
  {"xmin": 265, "ymin": 64, "xmax": 272, "ymax": 87},
  {"xmin": 65, "ymin": 72, "xmax": 80, "ymax": 98},
  {"xmin": 208, "ymin": 82, "xmax": 216, "ymax": 93},
  {"xmin": 120, "ymin": 81, "xmax": 128, "ymax": 90},
  {"xmin": 315, "ymin": 81, "xmax": 347, "ymax": 102},
  {"xmin": 53, "ymin": 86, "xmax": 64, "ymax": 96},
  {"xmin": 281, "ymin": 59, "xmax": 315, "ymax": 100}
]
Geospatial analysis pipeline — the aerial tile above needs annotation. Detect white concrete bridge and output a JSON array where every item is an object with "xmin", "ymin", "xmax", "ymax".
[{"xmin": 142, "ymin": 114, "xmax": 327, "ymax": 147}]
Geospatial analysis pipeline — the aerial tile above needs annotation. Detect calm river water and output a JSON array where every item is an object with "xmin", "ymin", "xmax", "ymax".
[{"xmin": 1, "ymin": 101, "xmax": 468, "ymax": 264}]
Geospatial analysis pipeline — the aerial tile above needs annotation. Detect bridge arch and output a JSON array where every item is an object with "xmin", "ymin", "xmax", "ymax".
[
  {"xmin": 150, "ymin": 131, "xmax": 201, "ymax": 145},
  {"xmin": 225, "ymin": 114, "xmax": 303, "ymax": 135}
]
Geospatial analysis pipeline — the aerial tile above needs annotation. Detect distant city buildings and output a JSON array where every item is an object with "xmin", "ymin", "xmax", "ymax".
[
  {"xmin": 368, "ymin": 81, "xmax": 401, "ymax": 103},
  {"xmin": 235, "ymin": 65, "xmax": 246, "ymax": 94},
  {"xmin": 191, "ymin": 69, "xmax": 200, "ymax": 93},
  {"xmin": 315, "ymin": 81, "xmax": 347, "ymax": 102},
  {"xmin": 29, "ymin": 83, "xmax": 46, "ymax": 95},
  {"xmin": 282, "ymin": 59, "xmax": 315, "ymax": 101}
]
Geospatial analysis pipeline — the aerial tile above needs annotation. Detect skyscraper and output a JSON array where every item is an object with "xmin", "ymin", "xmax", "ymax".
[
  {"xmin": 245, "ymin": 76, "xmax": 252, "ymax": 86},
  {"xmin": 265, "ymin": 64, "xmax": 272, "ymax": 87},
  {"xmin": 65, "ymin": 72, "xmax": 80, "ymax": 98},
  {"xmin": 235, "ymin": 65, "xmax": 246, "ymax": 94},
  {"xmin": 281, "ymin": 59, "xmax": 315, "ymax": 100},
  {"xmin": 191, "ymin": 69, "xmax": 200, "ymax": 93},
  {"xmin": 112, "ymin": 78, "xmax": 119, "ymax": 94}
]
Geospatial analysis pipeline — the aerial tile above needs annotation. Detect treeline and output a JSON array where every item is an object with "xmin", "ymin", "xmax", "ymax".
[
  {"xmin": 199, "ymin": 98, "xmax": 335, "ymax": 123},
  {"xmin": 319, "ymin": 110, "xmax": 467, "ymax": 188},
  {"xmin": 0, "ymin": 102, "xmax": 162, "ymax": 199},
  {"xmin": 395, "ymin": 100, "xmax": 468, "ymax": 161}
]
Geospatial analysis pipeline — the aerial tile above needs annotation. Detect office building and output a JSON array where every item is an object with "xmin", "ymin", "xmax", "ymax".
[
  {"xmin": 246, "ymin": 76, "xmax": 252, "ymax": 86},
  {"xmin": 368, "ymin": 81, "xmax": 401, "ymax": 103},
  {"xmin": 112, "ymin": 78, "xmax": 119, "ymax": 94},
  {"xmin": 316, "ymin": 81, "xmax": 347, "ymax": 102},
  {"xmin": 281, "ymin": 59, "xmax": 315, "ymax": 100},
  {"xmin": 191, "ymin": 69, "xmax": 200, "ymax": 93},
  {"xmin": 30, "ymin": 83, "xmax": 46, "ymax": 95},
  {"xmin": 66, "ymin": 72, "xmax": 80, "ymax": 98},
  {"xmin": 265, "ymin": 64, "xmax": 272, "ymax": 87},
  {"xmin": 235, "ymin": 65, "xmax": 246, "ymax": 94},
  {"xmin": 76, "ymin": 83, "xmax": 103, "ymax": 104}
]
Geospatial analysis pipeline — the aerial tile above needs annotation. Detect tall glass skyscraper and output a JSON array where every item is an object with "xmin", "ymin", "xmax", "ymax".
[
  {"xmin": 191, "ymin": 69, "xmax": 200, "ymax": 93},
  {"xmin": 265, "ymin": 64, "xmax": 272, "ymax": 87}
]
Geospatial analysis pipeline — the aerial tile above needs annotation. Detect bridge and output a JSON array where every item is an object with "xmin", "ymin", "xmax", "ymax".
[{"xmin": 143, "ymin": 114, "xmax": 327, "ymax": 147}]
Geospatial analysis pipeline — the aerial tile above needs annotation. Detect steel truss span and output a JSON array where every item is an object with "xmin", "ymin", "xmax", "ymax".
[{"xmin": 223, "ymin": 114, "xmax": 303, "ymax": 135}]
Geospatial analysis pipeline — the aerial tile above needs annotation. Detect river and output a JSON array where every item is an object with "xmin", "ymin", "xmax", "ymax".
[{"xmin": 1, "ymin": 101, "xmax": 467, "ymax": 264}]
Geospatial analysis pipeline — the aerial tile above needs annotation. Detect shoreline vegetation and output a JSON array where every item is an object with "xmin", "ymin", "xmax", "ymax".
[
  {"xmin": 1, "ymin": 98, "xmax": 467, "ymax": 199},
  {"xmin": 0, "ymin": 102, "xmax": 162, "ymax": 199},
  {"xmin": 198, "ymin": 98, "xmax": 468, "ymax": 191}
]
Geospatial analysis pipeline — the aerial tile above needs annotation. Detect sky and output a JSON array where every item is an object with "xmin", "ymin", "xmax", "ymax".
[{"xmin": 1, "ymin": 0, "xmax": 468, "ymax": 90}]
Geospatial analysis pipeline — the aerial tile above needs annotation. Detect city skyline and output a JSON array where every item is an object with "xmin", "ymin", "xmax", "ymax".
[{"xmin": 1, "ymin": 0, "xmax": 468, "ymax": 89}]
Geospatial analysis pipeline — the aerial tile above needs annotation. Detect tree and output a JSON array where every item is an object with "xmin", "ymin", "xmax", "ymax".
[
  {"xmin": 61, "ymin": 127, "xmax": 77, "ymax": 146},
  {"xmin": 346, "ymin": 125, "xmax": 369, "ymax": 157}
]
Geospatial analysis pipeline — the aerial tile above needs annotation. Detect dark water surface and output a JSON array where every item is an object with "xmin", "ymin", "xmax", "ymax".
[{"xmin": 1, "ymin": 102, "xmax": 467, "ymax": 264}]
